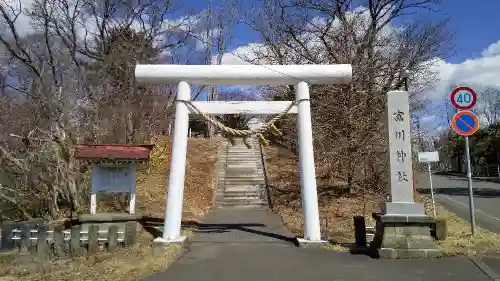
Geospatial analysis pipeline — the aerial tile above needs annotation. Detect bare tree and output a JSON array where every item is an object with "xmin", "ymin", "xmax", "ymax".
[
  {"xmin": 200, "ymin": 0, "xmax": 242, "ymax": 138},
  {"xmin": 245, "ymin": 0, "xmax": 453, "ymax": 193},
  {"xmin": 0, "ymin": 0, "xmax": 194, "ymax": 220},
  {"xmin": 476, "ymin": 86, "xmax": 500, "ymax": 126}
]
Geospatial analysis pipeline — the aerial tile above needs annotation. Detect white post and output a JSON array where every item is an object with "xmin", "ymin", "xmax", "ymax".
[
  {"xmin": 161, "ymin": 81, "xmax": 190, "ymax": 241},
  {"xmin": 428, "ymin": 163, "xmax": 436, "ymax": 218},
  {"xmin": 129, "ymin": 193, "xmax": 136, "ymax": 215},
  {"xmin": 90, "ymin": 193, "xmax": 97, "ymax": 214},
  {"xmin": 90, "ymin": 163, "xmax": 98, "ymax": 214},
  {"xmin": 129, "ymin": 163, "xmax": 137, "ymax": 215},
  {"xmin": 296, "ymin": 81, "xmax": 322, "ymax": 241}
]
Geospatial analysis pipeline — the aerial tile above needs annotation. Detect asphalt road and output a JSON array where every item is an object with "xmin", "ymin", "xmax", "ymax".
[{"xmin": 416, "ymin": 173, "xmax": 500, "ymax": 233}]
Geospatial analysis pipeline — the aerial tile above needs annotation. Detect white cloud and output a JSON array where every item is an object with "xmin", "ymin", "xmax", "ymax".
[
  {"xmin": 424, "ymin": 44, "xmax": 500, "ymax": 102},
  {"xmin": 482, "ymin": 40, "xmax": 500, "ymax": 57},
  {"xmin": 211, "ymin": 43, "xmax": 266, "ymax": 65}
]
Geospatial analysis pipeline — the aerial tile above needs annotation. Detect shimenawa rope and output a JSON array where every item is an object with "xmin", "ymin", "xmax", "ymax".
[{"xmin": 177, "ymin": 99, "xmax": 309, "ymax": 148}]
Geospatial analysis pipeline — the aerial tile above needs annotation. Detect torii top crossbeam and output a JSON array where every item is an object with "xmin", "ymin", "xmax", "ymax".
[{"xmin": 135, "ymin": 64, "xmax": 352, "ymax": 85}]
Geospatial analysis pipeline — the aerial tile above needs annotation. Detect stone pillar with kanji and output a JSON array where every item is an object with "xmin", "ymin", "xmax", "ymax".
[{"xmin": 369, "ymin": 90, "xmax": 440, "ymax": 259}]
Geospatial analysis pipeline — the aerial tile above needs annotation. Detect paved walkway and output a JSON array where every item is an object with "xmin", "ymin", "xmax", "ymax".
[{"xmin": 144, "ymin": 208, "xmax": 496, "ymax": 281}]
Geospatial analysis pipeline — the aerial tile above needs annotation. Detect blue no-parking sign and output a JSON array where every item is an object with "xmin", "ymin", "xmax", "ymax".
[{"xmin": 451, "ymin": 110, "xmax": 479, "ymax": 136}]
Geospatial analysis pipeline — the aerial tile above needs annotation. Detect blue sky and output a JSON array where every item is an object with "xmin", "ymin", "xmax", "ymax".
[
  {"xmin": 435, "ymin": 0, "xmax": 500, "ymax": 63},
  {"xmin": 184, "ymin": 0, "xmax": 500, "ymax": 63}
]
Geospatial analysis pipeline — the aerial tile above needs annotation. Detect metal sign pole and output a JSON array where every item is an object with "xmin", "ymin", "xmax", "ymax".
[
  {"xmin": 428, "ymin": 163, "xmax": 436, "ymax": 218},
  {"xmin": 449, "ymin": 86, "xmax": 478, "ymax": 236},
  {"xmin": 464, "ymin": 136, "xmax": 476, "ymax": 235}
]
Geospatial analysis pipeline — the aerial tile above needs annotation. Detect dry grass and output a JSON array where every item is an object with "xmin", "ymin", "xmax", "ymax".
[
  {"xmin": 417, "ymin": 194, "xmax": 500, "ymax": 256},
  {"xmin": 265, "ymin": 145, "xmax": 500, "ymax": 256},
  {"xmin": 135, "ymin": 136, "xmax": 220, "ymax": 220},
  {"xmin": 0, "ymin": 231, "xmax": 184, "ymax": 281},
  {"xmin": 264, "ymin": 145, "xmax": 382, "ymax": 248},
  {"xmin": 99, "ymin": 136, "xmax": 221, "ymax": 220},
  {"xmin": 0, "ymin": 137, "xmax": 220, "ymax": 281}
]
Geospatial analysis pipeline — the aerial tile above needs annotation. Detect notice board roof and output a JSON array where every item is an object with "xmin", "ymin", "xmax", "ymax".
[{"xmin": 74, "ymin": 144, "xmax": 155, "ymax": 161}]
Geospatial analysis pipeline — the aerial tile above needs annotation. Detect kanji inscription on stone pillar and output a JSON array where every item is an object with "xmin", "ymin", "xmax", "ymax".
[{"xmin": 383, "ymin": 90, "xmax": 425, "ymax": 216}]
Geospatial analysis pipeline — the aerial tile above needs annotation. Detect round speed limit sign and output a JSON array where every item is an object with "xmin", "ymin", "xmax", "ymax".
[{"xmin": 450, "ymin": 86, "xmax": 477, "ymax": 110}]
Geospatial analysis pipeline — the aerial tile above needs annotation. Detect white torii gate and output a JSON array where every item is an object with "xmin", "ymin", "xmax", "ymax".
[{"xmin": 135, "ymin": 64, "xmax": 352, "ymax": 244}]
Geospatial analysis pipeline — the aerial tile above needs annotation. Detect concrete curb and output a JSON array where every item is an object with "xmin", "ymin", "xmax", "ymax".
[{"xmin": 469, "ymin": 256, "xmax": 500, "ymax": 281}]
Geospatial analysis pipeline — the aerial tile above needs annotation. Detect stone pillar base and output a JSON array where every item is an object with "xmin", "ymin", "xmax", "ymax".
[
  {"xmin": 369, "ymin": 213, "xmax": 441, "ymax": 259},
  {"xmin": 295, "ymin": 237, "xmax": 328, "ymax": 248},
  {"xmin": 152, "ymin": 236, "xmax": 188, "ymax": 256}
]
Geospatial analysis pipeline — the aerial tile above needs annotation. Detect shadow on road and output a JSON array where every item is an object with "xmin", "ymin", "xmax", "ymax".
[
  {"xmin": 188, "ymin": 222, "xmax": 298, "ymax": 245},
  {"xmin": 433, "ymin": 172, "xmax": 500, "ymax": 184},
  {"xmin": 140, "ymin": 218, "xmax": 297, "ymax": 245},
  {"xmin": 417, "ymin": 187, "xmax": 500, "ymax": 198}
]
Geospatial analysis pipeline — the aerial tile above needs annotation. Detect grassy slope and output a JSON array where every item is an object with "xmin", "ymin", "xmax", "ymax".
[{"xmin": 0, "ymin": 137, "xmax": 220, "ymax": 281}]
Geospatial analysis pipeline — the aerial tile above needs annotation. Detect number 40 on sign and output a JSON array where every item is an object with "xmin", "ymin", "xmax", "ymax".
[{"xmin": 450, "ymin": 86, "xmax": 477, "ymax": 110}]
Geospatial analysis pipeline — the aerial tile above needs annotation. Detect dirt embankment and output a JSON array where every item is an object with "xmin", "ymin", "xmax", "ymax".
[
  {"xmin": 263, "ymin": 145, "xmax": 382, "ymax": 244},
  {"xmin": 136, "ymin": 137, "xmax": 220, "ymax": 220}
]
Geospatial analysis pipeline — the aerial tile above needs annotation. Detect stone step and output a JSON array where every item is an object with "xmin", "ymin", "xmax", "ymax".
[
  {"xmin": 220, "ymin": 187, "xmax": 261, "ymax": 191},
  {"xmin": 220, "ymin": 184, "xmax": 261, "ymax": 189},
  {"xmin": 219, "ymin": 181, "xmax": 266, "ymax": 186},
  {"xmin": 225, "ymin": 163, "xmax": 260, "ymax": 166},
  {"xmin": 221, "ymin": 172, "xmax": 264, "ymax": 175},
  {"xmin": 220, "ymin": 180, "xmax": 265, "ymax": 184},
  {"xmin": 224, "ymin": 172, "xmax": 264, "ymax": 178},
  {"xmin": 224, "ymin": 169, "xmax": 259, "ymax": 173},
  {"xmin": 218, "ymin": 175, "xmax": 265, "ymax": 179},
  {"xmin": 216, "ymin": 183, "xmax": 264, "ymax": 188},
  {"xmin": 223, "ymin": 173, "xmax": 264, "ymax": 178},
  {"xmin": 218, "ymin": 173, "xmax": 265, "ymax": 178},
  {"xmin": 221, "ymin": 185, "xmax": 262, "ymax": 190},
  {"xmin": 222, "ymin": 175, "xmax": 265, "ymax": 179},
  {"xmin": 217, "ymin": 192, "xmax": 261, "ymax": 198},
  {"xmin": 216, "ymin": 192, "xmax": 261, "ymax": 197},
  {"xmin": 216, "ymin": 195, "xmax": 262, "ymax": 202},
  {"xmin": 215, "ymin": 198, "xmax": 267, "ymax": 204},
  {"xmin": 224, "ymin": 164, "xmax": 262, "ymax": 168},
  {"xmin": 225, "ymin": 163, "xmax": 260, "ymax": 167},
  {"xmin": 217, "ymin": 185, "xmax": 263, "ymax": 190},
  {"xmin": 216, "ymin": 202, "xmax": 268, "ymax": 208},
  {"xmin": 225, "ymin": 155, "xmax": 259, "ymax": 158}
]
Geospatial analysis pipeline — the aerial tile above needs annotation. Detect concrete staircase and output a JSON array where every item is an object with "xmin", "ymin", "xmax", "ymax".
[{"xmin": 214, "ymin": 137, "xmax": 269, "ymax": 208}]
